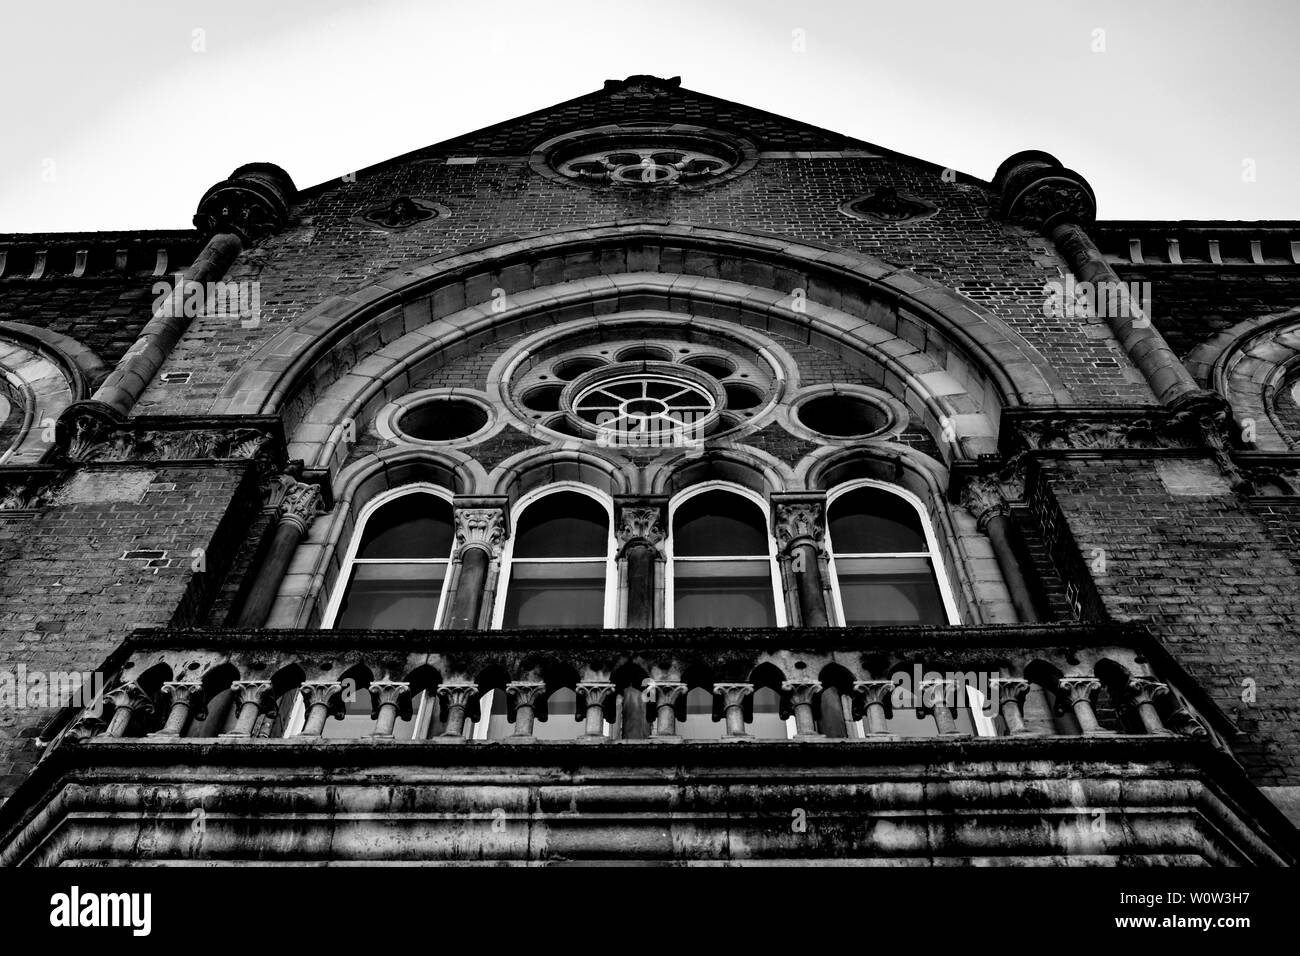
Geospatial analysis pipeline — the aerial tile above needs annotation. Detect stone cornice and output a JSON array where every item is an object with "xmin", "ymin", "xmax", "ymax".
[
  {"xmin": 51, "ymin": 414, "xmax": 287, "ymax": 471},
  {"xmin": 1090, "ymin": 222, "xmax": 1300, "ymax": 268},
  {"xmin": 0, "ymin": 232, "xmax": 202, "ymax": 281}
]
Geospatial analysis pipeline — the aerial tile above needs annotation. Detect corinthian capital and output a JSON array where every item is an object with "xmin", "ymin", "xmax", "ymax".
[
  {"xmin": 771, "ymin": 495, "xmax": 825, "ymax": 555},
  {"xmin": 959, "ymin": 477, "xmax": 1009, "ymax": 531},
  {"xmin": 277, "ymin": 480, "xmax": 325, "ymax": 534},
  {"xmin": 614, "ymin": 498, "xmax": 667, "ymax": 556},
  {"xmin": 453, "ymin": 500, "xmax": 507, "ymax": 559}
]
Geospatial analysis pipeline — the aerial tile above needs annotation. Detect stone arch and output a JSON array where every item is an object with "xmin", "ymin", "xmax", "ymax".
[
  {"xmin": 648, "ymin": 444, "xmax": 794, "ymax": 497},
  {"xmin": 212, "ymin": 222, "xmax": 1066, "ymax": 474},
  {"xmin": 486, "ymin": 447, "xmax": 634, "ymax": 502},
  {"xmin": 1184, "ymin": 306, "xmax": 1300, "ymax": 450},
  {"xmin": 0, "ymin": 322, "xmax": 102, "ymax": 464}
]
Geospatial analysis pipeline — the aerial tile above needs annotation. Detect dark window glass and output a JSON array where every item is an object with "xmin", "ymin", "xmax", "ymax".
[
  {"xmin": 357, "ymin": 494, "xmax": 454, "ymax": 558},
  {"xmin": 828, "ymin": 487, "xmax": 927, "ymax": 554},
  {"xmin": 513, "ymin": 492, "xmax": 608, "ymax": 558},
  {"xmin": 337, "ymin": 563, "xmax": 447, "ymax": 630},
  {"xmin": 836, "ymin": 556, "xmax": 945, "ymax": 625},
  {"xmin": 502, "ymin": 562, "xmax": 606, "ymax": 628},
  {"xmin": 673, "ymin": 490, "xmax": 768, "ymax": 556},
  {"xmin": 673, "ymin": 558, "xmax": 776, "ymax": 627}
]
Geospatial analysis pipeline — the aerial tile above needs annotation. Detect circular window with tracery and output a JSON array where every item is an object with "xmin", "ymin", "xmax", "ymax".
[
  {"xmin": 568, "ymin": 365, "xmax": 721, "ymax": 443},
  {"xmin": 532, "ymin": 124, "xmax": 757, "ymax": 189}
]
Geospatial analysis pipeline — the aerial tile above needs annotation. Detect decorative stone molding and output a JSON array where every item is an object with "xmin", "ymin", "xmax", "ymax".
[
  {"xmin": 452, "ymin": 500, "xmax": 507, "ymax": 559},
  {"xmin": 771, "ymin": 495, "xmax": 826, "ymax": 555},
  {"xmin": 958, "ymin": 476, "xmax": 1010, "ymax": 532},
  {"xmin": 993, "ymin": 151, "xmax": 1096, "ymax": 229},
  {"xmin": 839, "ymin": 187, "xmax": 938, "ymax": 224},
  {"xmin": 614, "ymin": 498, "xmax": 667, "ymax": 557},
  {"xmin": 193, "ymin": 163, "xmax": 296, "ymax": 243},
  {"xmin": 0, "ymin": 474, "xmax": 59, "ymax": 512},
  {"xmin": 276, "ymin": 479, "xmax": 325, "ymax": 534},
  {"xmin": 357, "ymin": 197, "xmax": 445, "ymax": 230},
  {"xmin": 54, "ymin": 413, "xmax": 285, "ymax": 472}
]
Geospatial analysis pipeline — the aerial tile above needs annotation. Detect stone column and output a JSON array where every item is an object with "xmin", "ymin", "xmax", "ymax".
[
  {"xmin": 772, "ymin": 494, "xmax": 829, "ymax": 627},
  {"xmin": 714, "ymin": 683, "xmax": 754, "ymax": 739},
  {"xmin": 220, "ymin": 680, "xmax": 274, "ymax": 738},
  {"xmin": 648, "ymin": 681, "xmax": 687, "ymax": 740},
  {"xmin": 576, "ymin": 682, "xmax": 615, "ymax": 741},
  {"xmin": 151, "ymin": 681, "xmax": 208, "ymax": 737},
  {"xmin": 960, "ymin": 476, "xmax": 1040, "ymax": 624},
  {"xmin": 853, "ymin": 680, "xmax": 896, "ymax": 737},
  {"xmin": 236, "ymin": 477, "xmax": 325, "ymax": 627},
  {"xmin": 1058, "ymin": 677, "xmax": 1114, "ymax": 736},
  {"xmin": 447, "ymin": 499, "xmax": 507, "ymax": 629},
  {"xmin": 57, "ymin": 164, "xmax": 295, "ymax": 434},
  {"xmin": 989, "ymin": 678, "xmax": 1037, "ymax": 736},
  {"xmin": 297, "ymin": 681, "xmax": 344, "ymax": 737},
  {"xmin": 102, "ymin": 683, "xmax": 154, "ymax": 738},
  {"xmin": 368, "ymin": 680, "xmax": 412, "ymax": 738},
  {"xmin": 506, "ymin": 681, "xmax": 547, "ymax": 740},
  {"xmin": 615, "ymin": 498, "xmax": 666, "ymax": 739},
  {"xmin": 920, "ymin": 679, "xmax": 965, "ymax": 736},
  {"xmin": 1124, "ymin": 678, "xmax": 1174, "ymax": 736},
  {"xmin": 782, "ymin": 680, "xmax": 825, "ymax": 740},
  {"xmin": 437, "ymin": 682, "xmax": 480, "ymax": 739}
]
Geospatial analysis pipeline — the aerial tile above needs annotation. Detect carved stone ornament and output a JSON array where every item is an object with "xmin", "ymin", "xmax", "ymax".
[
  {"xmin": 0, "ymin": 478, "xmax": 57, "ymax": 511},
  {"xmin": 959, "ymin": 476, "xmax": 1009, "ymax": 530},
  {"xmin": 772, "ymin": 499, "xmax": 825, "ymax": 554},
  {"xmin": 842, "ymin": 186, "xmax": 938, "ymax": 224},
  {"xmin": 615, "ymin": 501, "xmax": 667, "ymax": 556},
  {"xmin": 361, "ymin": 197, "xmax": 439, "ymax": 230},
  {"xmin": 59, "ymin": 414, "xmax": 272, "ymax": 465},
  {"xmin": 1016, "ymin": 416, "xmax": 1191, "ymax": 452},
  {"xmin": 277, "ymin": 480, "xmax": 325, "ymax": 534},
  {"xmin": 454, "ymin": 507, "xmax": 506, "ymax": 559}
]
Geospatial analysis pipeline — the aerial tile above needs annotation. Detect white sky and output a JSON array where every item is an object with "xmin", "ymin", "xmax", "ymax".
[{"xmin": 1, "ymin": 0, "xmax": 1297, "ymax": 232}]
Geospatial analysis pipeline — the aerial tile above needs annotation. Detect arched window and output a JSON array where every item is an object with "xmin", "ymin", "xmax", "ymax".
[
  {"xmin": 495, "ymin": 486, "xmax": 615, "ymax": 628},
  {"xmin": 324, "ymin": 485, "xmax": 455, "ymax": 630},
  {"xmin": 825, "ymin": 482, "xmax": 957, "ymax": 626},
  {"xmin": 667, "ymin": 485, "xmax": 783, "ymax": 627}
]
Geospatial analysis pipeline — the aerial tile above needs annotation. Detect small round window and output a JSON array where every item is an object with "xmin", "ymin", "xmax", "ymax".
[
  {"xmin": 797, "ymin": 394, "xmax": 890, "ymax": 438},
  {"xmin": 378, "ymin": 392, "xmax": 498, "ymax": 447}
]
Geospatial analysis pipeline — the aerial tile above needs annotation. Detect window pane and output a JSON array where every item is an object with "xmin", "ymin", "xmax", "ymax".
[
  {"xmin": 337, "ymin": 563, "xmax": 446, "ymax": 629},
  {"xmin": 829, "ymin": 487, "xmax": 927, "ymax": 553},
  {"xmin": 503, "ymin": 561, "xmax": 605, "ymax": 627},
  {"xmin": 322, "ymin": 688, "xmax": 373, "ymax": 739},
  {"xmin": 357, "ymin": 493, "xmax": 454, "ymax": 558},
  {"xmin": 678, "ymin": 687, "xmax": 724, "ymax": 740},
  {"xmin": 673, "ymin": 491, "xmax": 769, "ymax": 556},
  {"xmin": 533, "ymin": 687, "xmax": 582, "ymax": 740},
  {"xmin": 837, "ymin": 556, "xmax": 945, "ymax": 625},
  {"xmin": 674, "ymin": 559, "xmax": 775, "ymax": 627},
  {"xmin": 514, "ymin": 492, "xmax": 608, "ymax": 558},
  {"xmin": 750, "ymin": 686, "xmax": 788, "ymax": 739}
]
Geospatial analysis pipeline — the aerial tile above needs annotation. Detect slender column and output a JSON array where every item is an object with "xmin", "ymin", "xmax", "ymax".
[
  {"xmin": 781, "ymin": 680, "xmax": 826, "ymax": 739},
  {"xmin": 772, "ymin": 495, "xmax": 829, "ymax": 627},
  {"xmin": 220, "ymin": 680, "xmax": 274, "ymax": 738},
  {"xmin": 615, "ymin": 498, "xmax": 667, "ymax": 629},
  {"xmin": 920, "ymin": 679, "xmax": 965, "ymax": 736},
  {"xmin": 151, "ymin": 681, "xmax": 208, "ymax": 737},
  {"xmin": 368, "ymin": 680, "xmax": 412, "ymax": 738},
  {"xmin": 648, "ymin": 681, "xmax": 687, "ymax": 740},
  {"xmin": 1058, "ymin": 677, "xmax": 1114, "ymax": 736},
  {"xmin": 1124, "ymin": 679, "xmax": 1174, "ymax": 736},
  {"xmin": 960, "ymin": 477, "xmax": 1040, "ymax": 624},
  {"xmin": 102, "ymin": 683, "xmax": 154, "ymax": 738},
  {"xmin": 576, "ymin": 682, "xmax": 615, "ymax": 740},
  {"xmin": 506, "ymin": 681, "xmax": 547, "ymax": 740},
  {"xmin": 447, "ymin": 500, "xmax": 507, "ymax": 629},
  {"xmin": 818, "ymin": 685, "xmax": 849, "ymax": 738},
  {"xmin": 437, "ymin": 682, "xmax": 480, "ymax": 738},
  {"xmin": 297, "ymin": 681, "xmax": 344, "ymax": 737},
  {"xmin": 714, "ymin": 683, "xmax": 753, "ymax": 739},
  {"xmin": 236, "ymin": 478, "xmax": 324, "ymax": 627},
  {"xmin": 989, "ymin": 678, "xmax": 1037, "ymax": 736},
  {"xmin": 853, "ymin": 680, "xmax": 896, "ymax": 737}
]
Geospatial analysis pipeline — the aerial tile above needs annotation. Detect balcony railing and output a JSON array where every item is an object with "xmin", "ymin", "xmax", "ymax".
[{"xmin": 44, "ymin": 623, "xmax": 1231, "ymax": 751}]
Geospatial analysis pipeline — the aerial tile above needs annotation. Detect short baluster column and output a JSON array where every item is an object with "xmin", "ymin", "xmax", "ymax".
[
  {"xmin": 576, "ymin": 682, "xmax": 615, "ymax": 741},
  {"xmin": 1058, "ymin": 678, "xmax": 1115, "ymax": 736},
  {"xmin": 506, "ymin": 682, "xmax": 547, "ymax": 740},
  {"xmin": 920, "ymin": 679, "xmax": 964, "ymax": 736},
  {"xmin": 989, "ymin": 678, "xmax": 1038, "ymax": 736},
  {"xmin": 648, "ymin": 681, "xmax": 686, "ymax": 740},
  {"xmin": 151, "ymin": 681, "xmax": 207, "ymax": 737},
  {"xmin": 437, "ymin": 682, "xmax": 480, "ymax": 739},
  {"xmin": 368, "ymin": 680, "xmax": 412, "ymax": 738},
  {"xmin": 1124, "ymin": 679, "xmax": 1174, "ymax": 736},
  {"xmin": 103, "ymin": 682, "xmax": 155, "ymax": 738},
  {"xmin": 714, "ymin": 683, "xmax": 753, "ymax": 740},
  {"xmin": 297, "ymin": 681, "xmax": 344, "ymax": 737},
  {"xmin": 782, "ymin": 680, "xmax": 825, "ymax": 740},
  {"xmin": 853, "ymin": 680, "xmax": 896, "ymax": 737},
  {"xmin": 221, "ymin": 681, "xmax": 275, "ymax": 738}
]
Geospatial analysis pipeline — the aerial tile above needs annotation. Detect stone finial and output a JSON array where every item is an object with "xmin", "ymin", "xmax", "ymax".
[
  {"xmin": 194, "ymin": 163, "xmax": 297, "ymax": 243},
  {"xmin": 993, "ymin": 151, "xmax": 1096, "ymax": 229}
]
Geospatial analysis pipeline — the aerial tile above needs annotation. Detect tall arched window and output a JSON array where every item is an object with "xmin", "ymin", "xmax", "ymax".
[
  {"xmin": 668, "ymin": 485, "xmax": 783, "ymax": 627},
  {"xmin": 495, "ymin": 486, "xmax": 615, "ymax": 628},
  {"xmin": 825, "ymin": 481, "xmax": 957, "ymax": 626},
  {"xmin": 325, "ymin": 485, "xmax": 455, "ymax": 630}
]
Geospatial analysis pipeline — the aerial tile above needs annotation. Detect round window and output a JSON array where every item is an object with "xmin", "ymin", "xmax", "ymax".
[
  {"xmin": 796, "ymin": 394, "xmax": 890, "ymax": 438},
  {"xmin": 397, "ymin": 398, "xmax": 489, "ymax": 441},
  {"xmin": 570, "ymin": 368, "xmax": 719, "ymax": 443}
]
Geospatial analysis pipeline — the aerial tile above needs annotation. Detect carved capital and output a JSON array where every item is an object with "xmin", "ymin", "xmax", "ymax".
[
  {"xmin": 437, "ymin": 682, "xmax": 480, "ymax": 710},
  {"xmin": 161, "ymin": 681, "xmax": 208, "ymax": 721},
  {"xmin": 772, "ymin": 497, "xmax": 825, "ymax": 555},
  {"xmin": 505, "ymin": 681, "xmax": 548, "ymax": 710},
  {"xmin": 367, "ymin": 680, "xmax": 412, "ymax": 718},
  {"xmin": 781, "ymin": 679, "xmax": 822, "ymax": 708},
  {"xmin": 614, "ymin": 498, "xmax": 667, "ymax": 557},
  {"xmin": 1124, "ymin": 678, "xmax": 1171, "ymax": 708},
  {"xmin": 575, "ymin": 682, "xmax": 617, "ymax": 709},
  {"xmin": 644, "ymin": 680, "xmax": 687, "ymax": 708},
  {"xmin": 1057, "ymin": 677, "xmax": 1102, "ymax": 705},
  {"xmin": 988, "ymin": 678, "xmax": 1031, "ymax": 706},
  {"xmin": 277, "ymin": 480, "xmax": 324, "ymax": 534},
  {"xmin": 959, "ymin": 477, "xmax": 1009, "ymax": 531},
  {"xmin": 105, "ymin": 682, "xmax": 154, "ymax": 715},
  {"xmin": 713, "ymin": 683, "xmax": 754, "ymax": 707},
  {"xmin": 852, "ymin": 679, "xmax": 896, "ymax": 718},
  {"xmin": 299, "ymin": 680, "xmax": 345, "ymax": 712},
  {"xmin": 230, "ymin": 680, "xmax": 275, "ymax": 711},
  {"xmin": 453, "ymin": 507, "xmax": 507, "ymax": 559}
]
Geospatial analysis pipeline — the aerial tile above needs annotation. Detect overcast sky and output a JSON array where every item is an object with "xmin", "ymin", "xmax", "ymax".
[{"xmin": 2, "ymin": 0, "xmax": 1297, "ymax": 232}]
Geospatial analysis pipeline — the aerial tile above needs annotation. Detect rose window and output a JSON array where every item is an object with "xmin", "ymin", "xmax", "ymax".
[
  {"xmin": 571, "ymin": 370, "xmax": 718, "ymax": 441},
  {"xmin": 558, "ymin": 148, "xmax": 730, "ymax": 186},
  {"xmin": 533, "ymin": 125, "xmax": 754, "ymax": 189}
]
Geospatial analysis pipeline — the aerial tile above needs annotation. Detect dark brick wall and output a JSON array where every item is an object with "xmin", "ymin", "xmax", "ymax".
[
  {"xmin": 1041, "ymin": 456, "xmax": 1300, "ymax": 786},
  {"xmin": 0, "ymin": 463, "xmax": 253, "ymax": 801}
]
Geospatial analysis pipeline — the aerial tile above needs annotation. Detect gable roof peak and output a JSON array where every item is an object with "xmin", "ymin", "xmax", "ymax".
[{"xmin": 602, "ymin": 75, "xmax": 683, "ymax": 97}]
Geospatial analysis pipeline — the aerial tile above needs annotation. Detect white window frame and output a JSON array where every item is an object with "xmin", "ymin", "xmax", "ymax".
[
  {"xmin": 823, "ymin": 478, "xmax": 961, "ymax": 627},
  {"xmin": 321, "ymin": 482, "xmax": 457, "ymax": 630},
  {"xmin": 490, "ymin": 481, "xmax": 619, "ymax": 630},
  {"xmin": 665, "ymin": 481, "xmax": 787, "ymax": 629}
]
